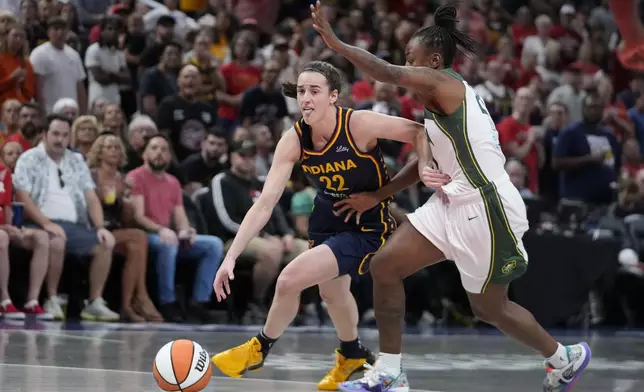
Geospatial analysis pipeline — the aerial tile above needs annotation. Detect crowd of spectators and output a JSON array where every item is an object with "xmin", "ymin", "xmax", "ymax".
[{"xmin": 0, "ymin": 0, "xmax": 643, "ymax": 327}]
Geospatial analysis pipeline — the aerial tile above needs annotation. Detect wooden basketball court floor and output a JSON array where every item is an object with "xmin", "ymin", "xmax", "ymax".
[{"xmin": 0, "ymin": 320, "xmax": 642, "ymax": 391}]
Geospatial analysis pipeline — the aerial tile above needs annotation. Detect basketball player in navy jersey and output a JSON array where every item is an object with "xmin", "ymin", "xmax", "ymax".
[{"xmin": 210, "ymin": 61, "xmax": 447, "ymax": 390}]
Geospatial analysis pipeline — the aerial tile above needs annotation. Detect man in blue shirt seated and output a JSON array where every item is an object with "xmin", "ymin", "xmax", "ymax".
[{"xmin": 553, "ymin": 93, "xmax": 620, "ymax": 204}]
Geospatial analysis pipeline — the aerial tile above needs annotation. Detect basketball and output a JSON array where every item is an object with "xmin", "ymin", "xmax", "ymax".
[{"xmin": 152, "ymin": 340, "xmax": 212, "ymax": 392}]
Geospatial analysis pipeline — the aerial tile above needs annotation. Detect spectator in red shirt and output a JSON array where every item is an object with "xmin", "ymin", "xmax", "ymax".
[
  {"xmin": 127, "ymin": 135, "xmax": 224, "ymax": 323},
  {"xmin": 216, "ymin": 33, "xmax": 261, "ymax": 134},
  {"xmin": 6, "ymin": 102, "xmax": 42, "ymax": 152},
  {"xmin": 510, "ymin": 6, "xmax": 537, "ymax": 56},
  {"xmin": 0, "ymin": 160, "xmax": 52, "ymax": 319},
  {"xmin": 498, "ymin": 87, "xmax": 543, "ymax": 193}
]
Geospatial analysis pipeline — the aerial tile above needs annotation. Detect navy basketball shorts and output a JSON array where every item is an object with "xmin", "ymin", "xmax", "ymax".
[{"xmin": 309, "ymin": 231, "xmax": 387, "ymax": 279}]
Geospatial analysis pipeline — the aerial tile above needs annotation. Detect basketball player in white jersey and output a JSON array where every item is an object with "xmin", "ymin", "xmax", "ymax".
[{"xmin": 311, "ymin": 2, "xmax": 592, "ymax": 392}]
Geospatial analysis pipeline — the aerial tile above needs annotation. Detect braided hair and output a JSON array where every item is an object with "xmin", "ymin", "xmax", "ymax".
[{"xmin": 411, "ymin": 3, "xmax": 477, "ymax": 67}]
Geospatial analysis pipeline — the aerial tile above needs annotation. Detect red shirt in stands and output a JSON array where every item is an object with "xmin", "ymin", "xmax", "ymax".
[
  {"xmin": 6, "ymin": 132, "xmax": 32, "ymax": 152},
  {"xmin": 217, "ymin": 62, "xmax": 261, "ymax": 121},
  {"xmin": 0, "ymin": 162, "xmax": 13, "ymax": 224},
  {"xmin": 126, "ymin": 166, "xmax": 183, "ymax": 228},
  {"xmin": 497, "ymin": 116, "xmax": 539, "ymax": 193}
]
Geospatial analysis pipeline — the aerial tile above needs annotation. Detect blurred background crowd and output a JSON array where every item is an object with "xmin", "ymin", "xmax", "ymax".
[{"xmin": 0, "ymin": 0, "xmax": 643, "ymax": 330}]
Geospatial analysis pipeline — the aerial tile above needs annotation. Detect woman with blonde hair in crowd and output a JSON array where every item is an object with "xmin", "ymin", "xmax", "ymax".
[
  {"xmin": 87, "ymin": 133, "xmax": 163, "ymax": 322},
  {"xmin": 1, "ymin": 141, "xmax": 23, "ymax": 172},
  {"xmin": 0, "ymin": 22, "xmax": 36, "ymax": 106},
  {"xmin": 71, "ymin": 115, "xmax": 100, "ymax": 159},
  {"xmin": 0, "ymin": 99, "xmax": 21, "ymax": 140}
]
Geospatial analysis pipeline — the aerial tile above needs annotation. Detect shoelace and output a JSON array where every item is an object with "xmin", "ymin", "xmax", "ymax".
[{"xmin": 359, "ymin": 363, "xmax": 385, "ymax": 387}]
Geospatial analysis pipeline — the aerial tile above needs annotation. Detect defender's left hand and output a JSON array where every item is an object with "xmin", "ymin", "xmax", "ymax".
[
  {"xmin": 422, "ymin": 167, "xmax": 451, "ymax": 189},
  {"xmin": 333, "ymin": 192, "xmax": 380, "ymax": 224},
  {"xmin": 311, "ymin": 1, "xmax": 342, "ymax": 50}
]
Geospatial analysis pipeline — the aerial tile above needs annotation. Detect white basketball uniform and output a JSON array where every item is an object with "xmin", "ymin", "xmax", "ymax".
[{"xmin": 407, "ymin": 69, "xmax": 529, "ymax": 294}]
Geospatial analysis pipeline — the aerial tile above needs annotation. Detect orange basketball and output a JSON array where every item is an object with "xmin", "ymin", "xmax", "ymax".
[{"xmin": 152, "ymin": 340, "xmax": 212, "ymax": 392}]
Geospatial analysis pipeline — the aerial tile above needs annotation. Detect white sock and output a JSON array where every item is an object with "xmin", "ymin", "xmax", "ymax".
[
  {"xmin": 546, "ymin": 343, "xmax": 570, "ymax": 369},
  {"xmin": 24, "ymin": 299, "xmax": 38, "ymax": 308},
  {"xmin": 376, "ymin": 353, "xmax": 401, "ymax": 375}
]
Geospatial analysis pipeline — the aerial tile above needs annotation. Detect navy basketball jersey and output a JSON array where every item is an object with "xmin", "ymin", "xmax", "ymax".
[{"xmin": 295, "ymin": 106, "xmax": 391, "ymax": 199}]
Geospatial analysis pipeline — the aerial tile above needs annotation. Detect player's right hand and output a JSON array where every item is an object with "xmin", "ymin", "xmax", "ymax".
[
  {"xmin": 333, "ymin": 192, "xmax": 379, "ymax": 224},
  {"xmin": 213, "ymin": 258, "xmax": 236, "ymax": 302},
  {"xmin": 422, "ymin": 167, "xmax": 451, "ymax": 189}
]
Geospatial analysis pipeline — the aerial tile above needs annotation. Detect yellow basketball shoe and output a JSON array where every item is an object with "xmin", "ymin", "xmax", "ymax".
[
  {"xmin": 317, "ymin": 348, "xmax": 376, "ymax": 391},
  {"xmin": 211, "ymin": 337, "xmax": 265, "ymax": 378}
]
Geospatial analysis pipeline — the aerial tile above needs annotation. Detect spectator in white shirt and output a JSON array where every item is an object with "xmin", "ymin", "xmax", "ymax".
[
  {"xmin": 521, "ymin": 14, "xmax": 555, "ymax": 68},
  {"xmin": 29, "ymin": 17, "xmax": 87, "ymax": 114},
  {"xmin": 84, "ymin": 16, "xmax": 130, "ymax": 108}
]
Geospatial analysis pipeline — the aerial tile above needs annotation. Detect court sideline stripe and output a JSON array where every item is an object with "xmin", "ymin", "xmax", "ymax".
[{"xmin": 0, "ymin": 363, "xmax": 444, "ymax": 392}]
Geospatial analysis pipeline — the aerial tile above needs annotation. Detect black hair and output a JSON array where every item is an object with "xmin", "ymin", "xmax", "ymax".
[
  {"xmin": 281, "ymin": 61, "xmax": 343, "ymax": 99},
  {"xmin": 206, "ymin": 126, "xmax": 227, "ymax": 140},
  {"xmin": 98, "ymin": 16, "xmax": 123, "ymax": 47},
  {"xmin": 230, "ymin": 32, "xmax": 256, "ymax": 62},
  {"xmin": 161, "ymin": 41, "xmax": 182, "ymax": 54},
  {"xmin": 143, "ymin": 134, "xmax": 171, "ymax": 151},
  {"xmin": 45, "ymin": 113, "xmax": 72, "ymax": 131},
  {"xmin": 20, "ymin": 102, "xmax": 41, "ymax": 114},
  {"xmin": 411, "ymin": 3, "xmax": 477, "ymax": 67}
]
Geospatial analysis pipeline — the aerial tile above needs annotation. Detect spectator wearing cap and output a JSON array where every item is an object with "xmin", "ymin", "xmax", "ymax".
[
  {"xmin": 127, "ymin": 134, "xmax": 224, "ymax": 323},
  {"xmin": 139, "ymin": 15, "xmax": 176, "ymax": 69},
  {"xmin": 550, "ymin": 4, "xmax": 583, "ymax": 65},
  {"xmin": 238, "ymin": 59, "xmax": 288, "ymax": 135},
  {"xmin": 547, "ymin": 64, "xmax": 585, "ymax": 123},
  {"xmin": 498, "ymin": 87, "xmax": 543, "ymax": 194},
  {"xmin": 143, "ymin": 0, "xmax": 199, "ymax": 43},
  {"xmin": 199, "ymin": 138, "xmax": 307, "ymax": 318},
  {"xmin": 85, "ymin": 16, "xmax": 130, "ymax": 109},
  {"xmin": 139, "ymin": 42, "xmax": 182, "ymax": 118},
  {"xmin": 29, "ymin": 17, "xmax": 87, "ymax": 114},
  {"xmin": 179, "ymin": 127, "xmax": 228, "ymax": 194},
  {"xmin": 553, "ymin": 93, "xmax": 620, "ymax": 205},
  {"xmin": 0, "ymin": 22, "xmax": 36, "ymax": 106},
  {"xmin": 157, "ymin": 64, "xmax": 217, "ymax": 161}
]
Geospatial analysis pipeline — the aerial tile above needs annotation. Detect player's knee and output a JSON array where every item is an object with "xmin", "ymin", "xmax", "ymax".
[
  {"xmin": 274, "ymin": 272, "xmax": 302, "ymax": 298},
  {"xmin": 370, "ymin": 252, "xmax": 400, "ymax": 283}
]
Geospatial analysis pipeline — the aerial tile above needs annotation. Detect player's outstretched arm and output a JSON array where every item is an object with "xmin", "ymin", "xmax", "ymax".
[
  {"xmin": 310, "ymin": 1, "xmax": 463, "ymax": 114},
  {"xmin": 224, "ymin": 129, "xmax": 300, "ymax": 262}
]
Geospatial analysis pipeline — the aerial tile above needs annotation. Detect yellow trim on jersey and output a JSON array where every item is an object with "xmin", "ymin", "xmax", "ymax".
[
  {"xmin": 302, "ymin": 107, "xmax": 344, "ymax": 156},
  {"xmin": 343, "ymin": 108, "xmax": 384, "ymax": 187},
  {"xmin": 432, "ymin": 104, "xmax": 524, "ymax": 294},
  {"xmin": 294, "ymin": 122, "xmax": 303, "ymax": 136},
  {"xmin": 357, "ymin": 200, "xmax": 389, "ymax": 275}
]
